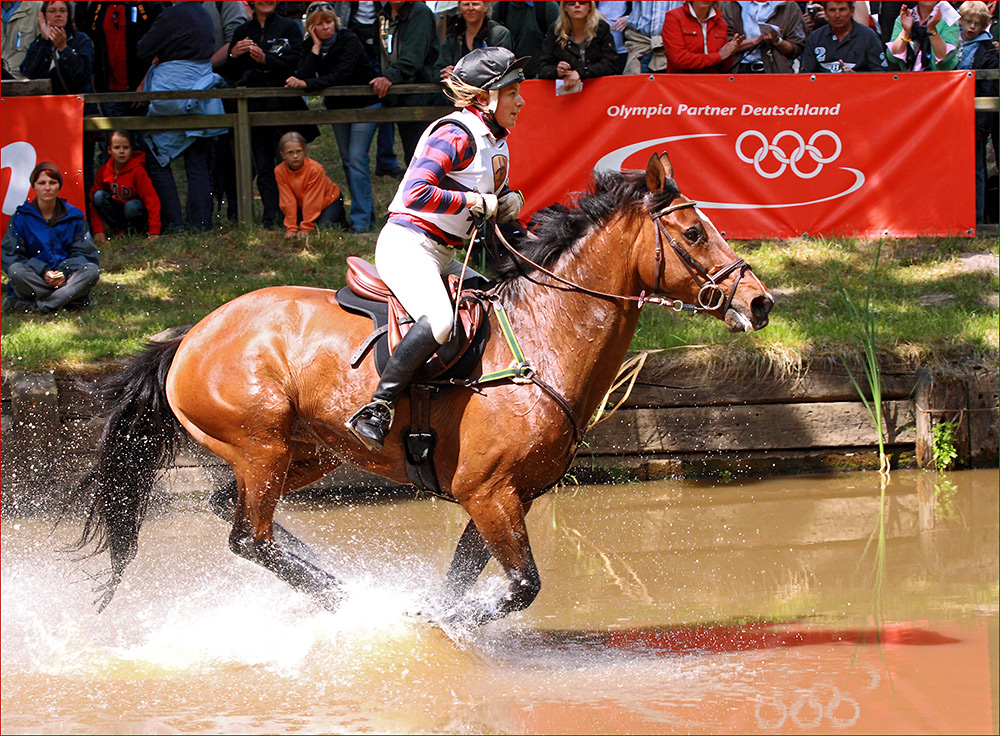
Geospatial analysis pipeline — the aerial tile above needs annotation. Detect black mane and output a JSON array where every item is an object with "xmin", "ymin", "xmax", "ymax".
[{"xmin": 492, "ymin": 169, "xmax": 681, "ymax": 283}]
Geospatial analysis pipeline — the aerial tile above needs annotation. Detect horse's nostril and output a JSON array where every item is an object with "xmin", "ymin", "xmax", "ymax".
[{"xmin": 752, "ymin": 295, "xmax": 773, "ymax": 324}]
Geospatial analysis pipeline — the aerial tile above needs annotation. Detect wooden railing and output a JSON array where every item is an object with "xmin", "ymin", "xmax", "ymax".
[
  {"xmin": 3, "ymin": 73, "xmax": 998, "ymax": 227},
  {"xmin": 82, "ymin": 84, "xmax": 450, "ymax": 227}
]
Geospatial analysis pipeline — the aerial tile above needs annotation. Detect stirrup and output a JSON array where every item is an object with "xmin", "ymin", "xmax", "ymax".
[{"xmin": 346, "ymin": 400, "xmax": 394, "ymax": 451}]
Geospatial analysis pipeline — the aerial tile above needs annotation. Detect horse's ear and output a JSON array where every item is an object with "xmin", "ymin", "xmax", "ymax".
[{"xmin": 645, "ymin": 152, "xmax": 674, "ymax": 191}]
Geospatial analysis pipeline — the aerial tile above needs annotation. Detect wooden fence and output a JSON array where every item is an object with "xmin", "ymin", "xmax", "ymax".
[{"xmin": 3, "ymin": 72, "xmax": 998, "ymax": 227}]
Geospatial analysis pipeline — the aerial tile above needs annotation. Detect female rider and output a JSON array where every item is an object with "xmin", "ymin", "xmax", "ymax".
[{"xmin": 347, "ymin": 47, "xmax": 528, "ymax": 451}]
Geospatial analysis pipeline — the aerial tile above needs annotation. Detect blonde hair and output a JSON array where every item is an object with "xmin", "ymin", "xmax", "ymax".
[
  {"xmin": 305, "ymin": 5, "xmax": 339, "ymax": 31},
  {"xmin": 443, "ymin": 74, "xmax": 488, "ymax": 107},
  {"xmin": 554, "ymin": 0, "xmax": 599, "ymax": 48},
  {"xmin": 958, "ymin": 0, "xmax": 991, "ymax": 26},
  {"xmin": 278, "ymin": 131, "xmax": 308, "ymax": 152}
]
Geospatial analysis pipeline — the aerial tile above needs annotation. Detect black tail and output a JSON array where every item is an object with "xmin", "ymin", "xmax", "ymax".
[{"xmin": 66, "ymin": 335, "xmax": 188, "ymax": 611}]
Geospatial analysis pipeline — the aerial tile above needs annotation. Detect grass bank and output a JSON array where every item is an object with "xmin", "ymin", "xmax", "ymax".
[{"xmin": 1, "ymin": 227, "xmax": 996, "ymax": 374}]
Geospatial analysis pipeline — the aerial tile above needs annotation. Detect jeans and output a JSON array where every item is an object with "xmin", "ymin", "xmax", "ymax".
[
  {"xmin": 92, "ymin": 190, "xmax": 148, "ymax": 234},
  {"xmin": 6, "ymin": 262, "xmax": 100, "ymax": 313},
  {"xmin": 316, "ymin": 198, "xmax": 346, "ymax": 229},
  {"xmin": 397, "ymin": 120, "xmax": 425, "ymax": 168},
  {"xmin": 332, "ymin": 116, "xmax": 378, "ymax": 232},
  {"xmin": 143, "ymin": 137, "xmax": 215, "ymax": 231},
  {"xmin": 251, "ymin": 127, "xmax": 283, "ymax": 227},
  {"xmin": 376, "ymin": 121, "xmax": 399, "ymax": 170}
]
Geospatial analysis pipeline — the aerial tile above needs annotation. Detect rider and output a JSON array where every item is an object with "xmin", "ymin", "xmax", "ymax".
[{"xmin": 346, "ymin": 46, "xmax": 529, "ymax": 451}]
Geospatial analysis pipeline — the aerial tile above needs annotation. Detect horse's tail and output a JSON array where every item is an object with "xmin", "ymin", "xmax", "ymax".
[{"xmin": 65, "ymin": 333, "xmax": 188, "ymax": 611}]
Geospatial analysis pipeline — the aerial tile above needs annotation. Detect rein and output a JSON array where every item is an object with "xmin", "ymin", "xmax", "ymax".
[
  {"xmin": 431, "ymin": 198, "xmax": 758, "ymax": 453},
  {"xmin": 492, "ymin": 199, "xmax": 753, "ymax": 314}
]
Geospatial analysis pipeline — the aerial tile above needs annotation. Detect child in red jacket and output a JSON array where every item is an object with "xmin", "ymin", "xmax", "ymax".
[
  {"xmin": 274, "ymin": 132, "xmax": 346, "ymax": 239},
  {"xmin": 89, "ymin": 130, "xmax": 162, "ymax": 241}
]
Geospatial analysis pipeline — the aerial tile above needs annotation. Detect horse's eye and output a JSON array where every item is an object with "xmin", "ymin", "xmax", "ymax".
[{"xmin": 684, "ymin": 226, "xmax": 703, "ymax": 243}]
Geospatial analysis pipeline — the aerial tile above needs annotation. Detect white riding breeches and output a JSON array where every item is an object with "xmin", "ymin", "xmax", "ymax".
[{"xmin": 374, "ymin": 221, "xmax": 483, "ymax": 345}]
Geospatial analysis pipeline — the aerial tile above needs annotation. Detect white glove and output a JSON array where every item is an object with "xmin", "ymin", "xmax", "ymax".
[
  {"xmin": 496, "ymin": 190, "xmax": 524, "ymax": 223},
  {"xmin": 469, "ymin": 192, "xmax": 498, "ymax": 219}
]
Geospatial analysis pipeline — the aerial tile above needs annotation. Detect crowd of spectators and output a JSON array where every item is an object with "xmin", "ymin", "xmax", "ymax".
[{"xmin": 1, "ymin": 1, "xmax": 998, "ymax": 314}]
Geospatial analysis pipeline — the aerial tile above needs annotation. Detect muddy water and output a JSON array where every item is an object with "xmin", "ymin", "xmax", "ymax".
[{"xmin": 2, "ymin": 469, "xmax": 997, "ymax": 734}]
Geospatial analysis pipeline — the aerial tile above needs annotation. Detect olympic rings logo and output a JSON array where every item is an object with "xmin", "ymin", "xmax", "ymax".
[
  {"xmin": 736, "ymin": 130, "xmax": 842, "ymax": 180},
  {"xmin": 754, "ymin": 683, "xmax": 861, "ymax": 730}
]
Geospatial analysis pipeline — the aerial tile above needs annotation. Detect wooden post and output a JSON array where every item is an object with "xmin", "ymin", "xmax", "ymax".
[
  {"xmin": 914, "ymin": 368, "xmax": 971, "ymax": 470},
  {"xmin": 967, "ymin": 364, "xmax": 1000, "ymax": 467},
  {"xmin": 235, "ymin": 97, "xmax": 254, "ymax": 228}
]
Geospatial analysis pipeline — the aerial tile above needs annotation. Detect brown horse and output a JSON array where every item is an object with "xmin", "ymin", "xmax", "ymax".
[{"xmin": 73, "ymin": 153, "xmax": 773, "ymax": 623}]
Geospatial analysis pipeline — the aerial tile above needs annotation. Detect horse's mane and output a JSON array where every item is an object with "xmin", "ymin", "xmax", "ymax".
[{"xmin": 492, "ymin": 169, "xmax": 681, "ymax": 283}]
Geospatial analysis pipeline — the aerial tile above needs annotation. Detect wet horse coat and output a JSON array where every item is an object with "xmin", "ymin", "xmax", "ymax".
[{"xmin": 74, "ymin": 154, "xmax": 774, "ymax": 622}]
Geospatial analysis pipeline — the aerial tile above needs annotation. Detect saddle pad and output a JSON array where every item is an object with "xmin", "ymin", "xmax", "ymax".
[{"xmin": 335, "ymin": 286, "xmax": 490, "ymax": 382}]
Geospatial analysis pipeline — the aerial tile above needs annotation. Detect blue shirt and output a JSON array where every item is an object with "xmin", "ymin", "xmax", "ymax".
[
  {"xmin": 1, "ymin": 2, "xmax": 22, "ymax": 26},
  {"xmin": 958, "ymin": 31, "xmax": 994, "ymax": 70}
]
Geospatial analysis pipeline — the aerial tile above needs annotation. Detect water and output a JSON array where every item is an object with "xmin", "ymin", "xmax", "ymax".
[{"xmin": 2, "ymin": 469, "xmax": 997, "ymax": 734}]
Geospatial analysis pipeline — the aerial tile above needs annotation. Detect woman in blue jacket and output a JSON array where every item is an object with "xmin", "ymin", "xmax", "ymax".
[{"xmin": 1, "ymin": 162, "xmax": 100, "ymax": 315}]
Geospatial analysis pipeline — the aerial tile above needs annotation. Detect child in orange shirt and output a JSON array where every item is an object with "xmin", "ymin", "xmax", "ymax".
[{"xmin": 274, "ymin": 132, "xmax": 346, "ymax": 238}]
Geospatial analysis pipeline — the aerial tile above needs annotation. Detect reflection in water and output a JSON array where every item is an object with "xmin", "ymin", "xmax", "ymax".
[{"xmin": 2, "ymin": 469, "xmax": 997, "ymax": 734}]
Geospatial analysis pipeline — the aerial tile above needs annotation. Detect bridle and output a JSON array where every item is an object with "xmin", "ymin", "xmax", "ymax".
[
  {"xmin": 461, "ymin": 198, "xmax": 761, "ymax": 452},
  {"xmin": 491, "ymin": 199, "xmax": 756, "ymax": 314},
  {"xmin": 650, "ymin": 199, "xmax": 753, "ymax": 315}
]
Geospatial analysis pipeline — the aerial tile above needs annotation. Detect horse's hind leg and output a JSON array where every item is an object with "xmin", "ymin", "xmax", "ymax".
[
  {"xmin": 447, "ymin": 492, "xmax": 540, "ymax": 625},
  {"xmin": 442, "ymin": 520, "xmax": 492, "ymax": 603},
  {"xmin": 210, "ymin": 474, "xmax": 324, "ymax": 565},
  {"xmin": 229, "ymin": 449, "xmax": 346, "ymax": 611}
]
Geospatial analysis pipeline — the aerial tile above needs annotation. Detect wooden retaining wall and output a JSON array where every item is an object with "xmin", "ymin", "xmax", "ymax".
[{"xmin": 1, "ymin": 357, "xmax": 997, "ymax": 514}]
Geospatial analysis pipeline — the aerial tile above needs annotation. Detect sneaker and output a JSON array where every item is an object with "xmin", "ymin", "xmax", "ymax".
[
  {"xmin": 65, "ymin": 296, "xmax": 94, "ymax": 312},
  {"xmin": 1, "ymin": 295, "xmax": 36, "ymax": 314}
]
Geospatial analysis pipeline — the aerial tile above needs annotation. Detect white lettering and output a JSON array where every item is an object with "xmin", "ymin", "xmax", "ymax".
[{"xmin": 1, "ymin": 141, "xmax": 37, "ymax": 215}]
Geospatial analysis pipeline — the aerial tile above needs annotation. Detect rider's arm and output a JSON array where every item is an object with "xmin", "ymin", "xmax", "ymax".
[{"xmin": 399, "ymin": 123, "xmax": 478, "ymax": 214}]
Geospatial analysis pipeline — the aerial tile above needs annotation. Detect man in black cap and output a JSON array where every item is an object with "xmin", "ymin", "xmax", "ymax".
[{"xmin": 347, "ymin": 47, "xmax": 529, "ymax": 452}]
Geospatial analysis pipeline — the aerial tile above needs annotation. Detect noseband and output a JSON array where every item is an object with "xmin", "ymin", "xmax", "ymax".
[{"xmin": 650, "ymin": 200, "xmax": 752, "ymax": 314}]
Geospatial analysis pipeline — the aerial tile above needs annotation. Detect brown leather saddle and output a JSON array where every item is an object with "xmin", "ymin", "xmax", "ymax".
[{"xmin": 336, "ymin": 256, "xmax": 489, "ymax": 381}]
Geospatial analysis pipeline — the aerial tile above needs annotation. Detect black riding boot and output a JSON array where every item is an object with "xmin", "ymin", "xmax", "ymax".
[{"xmin": 346, "ymin": 316, "xmax": 442, "ymax": 451}]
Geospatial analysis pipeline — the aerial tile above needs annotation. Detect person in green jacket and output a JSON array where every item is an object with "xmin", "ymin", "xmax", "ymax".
[
  {"xmin": 886, "ymin": 0, "xmax": 960, "ymax": 71},
  {"xmin": 439, "ymin": 0, "xmax": 513, "ymax": 79}
]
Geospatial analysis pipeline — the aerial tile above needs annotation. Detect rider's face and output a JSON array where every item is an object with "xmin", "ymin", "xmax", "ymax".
[{"xmin": 491, "ymin": 82, "xmax": 524, "ymax": 130}]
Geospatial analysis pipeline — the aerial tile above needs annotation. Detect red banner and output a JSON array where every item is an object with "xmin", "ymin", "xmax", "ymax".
[
  {"xmin": 508, "ymin": 72, "xmax": 975, "ymax": 238},
  {"xmin": 1, "ymin": 95, "xmax": 85, "ymax": 234}
]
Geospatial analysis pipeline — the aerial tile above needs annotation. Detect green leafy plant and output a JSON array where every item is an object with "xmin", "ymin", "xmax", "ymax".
[
  {"xmin": 933, "ymin": 477, "xmax": 959, "ymax": 522},
  {"xmin": 931, "ymin": 420, "xmax": 959, "ymax": 473}
]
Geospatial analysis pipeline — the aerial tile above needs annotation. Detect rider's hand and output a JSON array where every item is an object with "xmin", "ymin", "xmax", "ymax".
[
  {"xmin": 496, "ymin": 190, "xmax": 524, "ymax": 223},
  {"xmin": 470, "ymin": 192, "xmax": 498, "ymax": 219}
]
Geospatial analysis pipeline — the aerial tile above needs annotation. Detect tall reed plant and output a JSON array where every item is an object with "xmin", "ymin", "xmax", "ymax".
[{"xmin": 836, "ymin": 241, "xmax": 889, "ymax": 639}]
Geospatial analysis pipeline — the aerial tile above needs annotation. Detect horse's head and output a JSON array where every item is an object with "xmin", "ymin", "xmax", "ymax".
[{"xmin": 641, "ymin": 153, "xmax": 773, "ymax": 333}]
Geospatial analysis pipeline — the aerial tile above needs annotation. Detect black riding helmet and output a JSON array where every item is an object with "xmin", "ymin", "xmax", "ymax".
[{"xmin": 453, "ymin": 47, "xmax": 530, "ymax": 91}]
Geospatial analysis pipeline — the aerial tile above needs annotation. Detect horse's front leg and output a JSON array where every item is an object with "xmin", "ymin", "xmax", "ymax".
[{"xmin": 446, "ymin": 492, "xmax": 540, "ymax": 625}]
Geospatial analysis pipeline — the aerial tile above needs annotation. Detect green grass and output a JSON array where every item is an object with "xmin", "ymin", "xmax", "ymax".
[
  {"xmin": 2, "ymin": 110, "xmax": 997, "ymax": 373},
  {"xmin": 629, "ymin": 235, "xmax": 999, "ymax": 371},
  {"xmin": 3, "ymin": 230, "xmax": 995, "ymax": 374}
]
